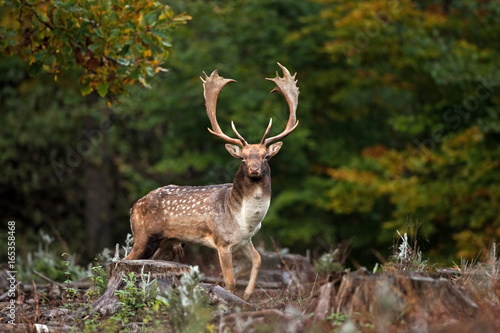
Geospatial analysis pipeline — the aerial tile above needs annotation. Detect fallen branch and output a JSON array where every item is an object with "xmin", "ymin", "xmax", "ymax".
[{"xmin": 33, "ymin": 270, "xmax": 65, "ymax": 288}]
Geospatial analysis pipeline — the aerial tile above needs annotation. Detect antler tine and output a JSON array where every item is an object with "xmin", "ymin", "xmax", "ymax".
[
  {"xmin": 231, "ymin": 121, "xmax": 248, "ymax": 146},
  {"xmin": 262, "ymin": 62, "xmax": 299, "ymax": 146},
  {"xmin": 201, "ymin": 70, "xmax": 246, "ymax": 146},
  {"xmin": 260, "ymin": 118, "xmax": 273, "ymax": 144}
]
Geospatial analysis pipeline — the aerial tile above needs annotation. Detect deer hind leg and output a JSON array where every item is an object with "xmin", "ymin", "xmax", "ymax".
[
  {"xmin": 125, "ymin": 234, "xmax": 161, "ymax": 260},
  {"xmin": 217, "ymin": 246, "xmax": 236, "ymax": 294},
  {"xmin": 126, "ymin": 206, "xmax": 162, "ymax": 260},
  {"xmin": 241, "ymin": 241, "xmax": 262, "ymax": 300},
  {"xmin": 151, "ymin": 240, "xmax": 185, "ymax": 261}
]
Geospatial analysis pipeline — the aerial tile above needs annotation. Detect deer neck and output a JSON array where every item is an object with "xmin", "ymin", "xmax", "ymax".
[{"xmin": 228, "ymin": 166, "xmax": 271, "ymax": 236}]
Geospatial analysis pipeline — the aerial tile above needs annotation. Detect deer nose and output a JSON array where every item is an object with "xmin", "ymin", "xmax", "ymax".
[{"xmin": 249, "ymin": 165, "xmax": 260, "ymax": 174}]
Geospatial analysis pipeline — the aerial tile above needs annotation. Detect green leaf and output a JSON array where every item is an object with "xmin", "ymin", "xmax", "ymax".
[
  {"xmin": 143, "ymin": 12, "xmax": 159, "ymax": 26},
  {"xmin": 129, "ymin": 68, "xmax": 141, "ymax": 80},
  {"xmin": 94, "ymin": 27, "xmax": 105, "ymax": 38},
  {"xmin": 81, "ymin": 82, "xmax": 92, "ymax": 96},
  {"xmin": 146, "ymin": 66, "xmax": 155, "ymax": 77},
  {"xmin": 97, "ymin": 82, "xmax": 108, "ymax": 97},
  {"xmin": 88, "ymin": 43, "xmax": 101, "ymax": 53},
  {"xmin": 34, "ymin": 49, "xmax": 49, "ymax": 61},
  {"xmin": 119, "ymin": 45, "xmax": 130, "ymax": 57}
]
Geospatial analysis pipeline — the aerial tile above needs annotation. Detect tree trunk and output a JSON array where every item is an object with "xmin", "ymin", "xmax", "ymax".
[{"xmin": 84, "ymin": 114, "xmax": 112, "ymax": 257}]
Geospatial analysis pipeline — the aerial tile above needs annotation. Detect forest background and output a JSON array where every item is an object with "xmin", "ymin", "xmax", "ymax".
[{"xmin": 1, "ymin": 0, "xmax": 499, "ymax": 268}]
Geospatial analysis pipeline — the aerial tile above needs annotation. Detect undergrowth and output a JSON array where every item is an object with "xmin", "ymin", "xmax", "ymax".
[
  {"xmin": 384, "ymin": 227, "xmax": 432, "ymax": 273},
  {"xmin": 4, "ymin": 230, "xmax": 500, "ymax": 332},
  {"xmin": 76, "ymin": 266, "xmax": 213, "ymax": 333},
  {"xmin": 17, "ymin": 230, "xmax": 88, "ymax": 283}
]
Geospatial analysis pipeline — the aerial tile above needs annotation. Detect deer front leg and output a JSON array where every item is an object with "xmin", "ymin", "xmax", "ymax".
[
  {"xmin": 241, "ymin": 241, "xmax": 261, "ymax": 300},
  {"xmin": 217, "ymin": 246, "xmax": 236, "ymax": 294}
]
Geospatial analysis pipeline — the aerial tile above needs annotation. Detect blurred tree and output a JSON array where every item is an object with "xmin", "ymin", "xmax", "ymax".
[
  {"xmin": 1, "ymin": 0, "xmax": 190, "ymax": 96},
  {"xmin": 0, "ymin": 0, "xmax": 189, "ymax": 256},
  {"xmin": 1, "ymin": 0, "xmax": 498, "ymax": 266},
  {"xmin": 300, "ymin": 0, "xmax": 500, "ymax": 262}
]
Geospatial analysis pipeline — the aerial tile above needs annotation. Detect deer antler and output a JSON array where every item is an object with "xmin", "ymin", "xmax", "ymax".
[
  {"xmin": 261, "ymin": 62, "xmax": 299, "ymax": 145},
  {"xmin": 201, "ymin": 70, "xmax": 248, "ymax": 146}
]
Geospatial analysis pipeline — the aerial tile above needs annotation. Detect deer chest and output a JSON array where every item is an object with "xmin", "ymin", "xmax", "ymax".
[{"xmin": 235, "ymin": 188, "xmax": 271, "ymax": 236}]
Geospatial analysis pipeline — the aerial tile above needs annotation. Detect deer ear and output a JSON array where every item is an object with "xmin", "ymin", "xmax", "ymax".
[
  {"xmin": 267, "ymin": 142, "xmax": 283, "ymax": 159},
  {"xmin": 225, "ymin": 144, "xmax": 242, "ymax": 159}
]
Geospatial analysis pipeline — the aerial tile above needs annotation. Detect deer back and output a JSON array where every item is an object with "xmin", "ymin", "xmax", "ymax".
[{"xmin": 131, "ymin": 184, "xmax": 234, "ymax": 247}]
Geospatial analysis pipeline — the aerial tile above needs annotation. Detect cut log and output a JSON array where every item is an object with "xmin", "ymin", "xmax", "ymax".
[{"xmin": 199, "ymin": 283, "xmax": 250, "ymax": 307}]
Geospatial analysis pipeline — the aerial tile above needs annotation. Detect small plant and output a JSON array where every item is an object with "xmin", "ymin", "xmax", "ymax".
[
  {"xmin": 327, "ymin": 312, "xmax": 365, "ymax": 333},
  {"xmin": 79, "ymin": 315, "xmax": 121, "ymax": 333},
  {"xmin": 97, "ymin": 247, "xmax": 114, "ymax": 263},
  {"xmin": 122, "ymin": 233, "xmax": 134, "ymax": 258},
  {"xmin": 104, "ymin": 233, "xmax": 134, "ymax": 262},
  {"xmin": 86, "ymin": 259, "xmax": 108, "ymax": 301},
  {"xmin": 385, "ymin": 223, "xmax": 432, "ymax": 273},
  {"xmin": 156, "ymin": 266, "xmax": 213, "ymax": 332},
  {"xmin": 314, "ymin": 249, "xmax": 344, "ymax": 277},
  {"xmin": 114, "ymin": 270, "xmax": 159, "ymax": 324},
  {"xmin": 327, "ymin": 311, "xmax": 346, "ymax": 326},
  {"xmin": 61, "ymin": 252, "xmax": 79, "ymax": 310},
  {"xmin": 388, "ymin": 230, "xmax": 429, "ymax": 272}
]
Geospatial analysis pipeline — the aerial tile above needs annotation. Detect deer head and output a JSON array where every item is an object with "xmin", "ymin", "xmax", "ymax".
[{"xmin": 200, "ymin": 62, "xmax": 299, "ymax": 179}]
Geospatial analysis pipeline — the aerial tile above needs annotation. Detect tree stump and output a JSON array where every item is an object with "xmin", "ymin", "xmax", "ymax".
[
  {"xmin": 72, "ymin": 260, "xmax": 248, "ymax": 318},
  {"xmin": 310, "ymin": 270, "xmax": 479, "ymax": 328}
]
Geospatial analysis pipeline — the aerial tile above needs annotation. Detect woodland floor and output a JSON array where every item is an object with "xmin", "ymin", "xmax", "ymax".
[{"xmin": 1, "ymin": 248, "xmax": 500, "ymax": 333}]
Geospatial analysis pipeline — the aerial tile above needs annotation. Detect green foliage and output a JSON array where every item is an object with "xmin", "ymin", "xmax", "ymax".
[
  {"xmin": 327, "ymin": 125, "xmax": 500, "ymax": 261},
  {"xmin": 327, "ymin": 312, "xmax": 346, "ymax": 326},
  {"xmin": 114, "ymin": 271, "xmax": 159, "ymax": 323},
  {"xmin": 385, "ymin": 230, "xmax": 429, "ymax": 273},
  {"xmin": 0, "ymin": 0, "xmax": 190, "ymax": 96},
  {"xmin": 314, "ymin": 249, "xmax": 344, "ymax": 276},
  {"xmin": 156, "ymin": 266, "xmax": 213, "ymax": 332},
  {"xmin": 61, "ymin": 252, "xmax": 80, "ymax": 309},
  {"xmin": 17, "ymin": 231, "xmax": 88, "ymax": 284},
  {"xmin": 1, "ymin": 0, "xmax": 499, "ymax": 269},
  {"xmin": 79, "ymin": 266, "xmax": 212, "ymax": 332},
  {"xmin": 86, "ymin": 260, "xmax": 109, "ymax": 300},
  {"xmin": 302, "ymin": 0, "xmax": 500, "ymax": 263}
]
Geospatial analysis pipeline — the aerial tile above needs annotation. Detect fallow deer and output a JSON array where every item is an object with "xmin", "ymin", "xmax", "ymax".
[{"xmin": 125, "ymin": 63, "xmax": 299, "ymax": 299}]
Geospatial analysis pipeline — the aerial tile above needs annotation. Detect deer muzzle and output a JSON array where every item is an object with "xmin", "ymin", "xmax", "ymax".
[{"xmin": 248, "ymin": 164, "xmax": 261, "ymax": 177}]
